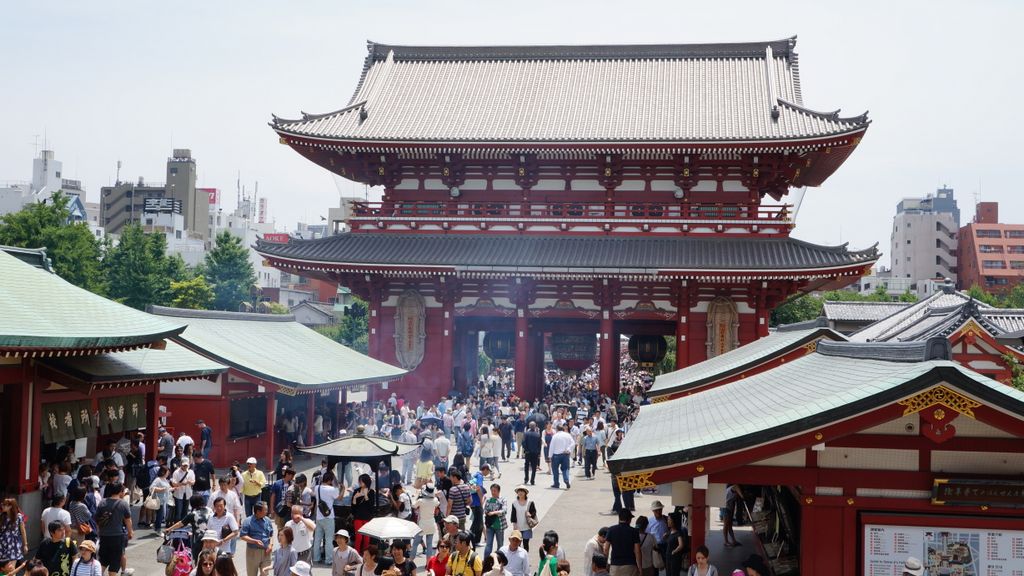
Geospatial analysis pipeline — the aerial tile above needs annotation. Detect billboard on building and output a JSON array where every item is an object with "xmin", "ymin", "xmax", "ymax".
[
  {"xmin": 263, "ymin": 233, "xmax": 289, "ymax": 243},
  {"xmin": 200, "ymin": 188, "xmax": 219, "ymax": 205},
  {"xmin": 258, "ymin": 197, "xmax": 267, "ymax": 224}
]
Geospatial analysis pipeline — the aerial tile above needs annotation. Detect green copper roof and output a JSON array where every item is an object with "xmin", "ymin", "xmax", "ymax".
[
  {"xmin": 0, "ymin": 248, "xmax": 184, "ymax": 352},
  {"xmin": 648, "ymin": 327, "xmax": 844, "ymax": 397},
  {"xmin": 148, "ymin": 306, "xmax": 406, "ymax": 393},
  {"xmin": 611, "ymin": 351, "xmax": 1024, "ymax": 475},
  {"xmin": 41, "ymin": 341, "xmax": 227, "ymax": 385}
]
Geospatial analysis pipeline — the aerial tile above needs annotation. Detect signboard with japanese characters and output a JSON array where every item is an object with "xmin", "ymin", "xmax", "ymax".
[
  {"xmin": 932, "ymin": 479, "xmax": 1024, "ymax": 509},
  {"xmin": 41, "ymin": 401, "xmax": 93, "ymax": 444},
  {"xmin": 98, "ymin": 395, "xmax": 146, "ymax": 434}
]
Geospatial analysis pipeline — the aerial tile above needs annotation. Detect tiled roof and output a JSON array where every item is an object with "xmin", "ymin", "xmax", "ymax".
[
  {"xmin": 41, "ymin": 341, "xmax": 226, "ymax": 385},
  {"xmin": 272, "ymin": 38, "xmax": 869, "ymax": 144},
  {"xmin": 609, "ymin": 349, "xmax": 1024, "ymax": 474},
  {"xmin": 848, "ymin": 291, "xmax": 992, "ymax": 342},
  {"xmin": 823, "ymin": 300, "xmax": 913, "ymax": 322},
  {"xmin": 256, "ymin": 234, "xmax": 878, "ymax": 274},
  {"xmin": 0, "ymin": 248, "xmax": 184, "ymax": 352},
  {"xmin": 148, "ymin": 306, "xmax": 405, "ymax": 392},
  {"xmin": 648, "ymin": 327, "xmax": 843, "ymax": 397},
  {"xmin": 982, "ymin": 310, "xmax": 1024, "ymax": 334}
]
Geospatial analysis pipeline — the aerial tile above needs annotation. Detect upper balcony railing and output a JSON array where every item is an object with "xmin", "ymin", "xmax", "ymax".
[{"xmin": 348, "ymin": 200, "xmax": 793, "ymax": 236}]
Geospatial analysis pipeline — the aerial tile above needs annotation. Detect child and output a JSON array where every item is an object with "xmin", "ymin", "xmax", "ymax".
[
  {"xmin": 70, "ymin": 541, "xmax": 101, "ymax": 576},
  {"xmin": 35, "ymin": 521, "xmax": 75, "ymax": 576},
  {"xmin": 271, "ymin": 526, "xmax": 297, "ymax": 576},
  {"xmin": 1, "ymin": 558, "xmax": 28, "ymax": 576}
]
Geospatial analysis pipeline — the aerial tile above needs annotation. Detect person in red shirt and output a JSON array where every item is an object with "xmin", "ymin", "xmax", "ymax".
[{"xmin": 426, "ymin": 541, "xmax": 450, "ymax": 576}]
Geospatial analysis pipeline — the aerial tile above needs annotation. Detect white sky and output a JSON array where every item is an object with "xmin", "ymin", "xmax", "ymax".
[{"xmin": 3, "ymin": 1, "xmax": 1022, "ymax": 268}]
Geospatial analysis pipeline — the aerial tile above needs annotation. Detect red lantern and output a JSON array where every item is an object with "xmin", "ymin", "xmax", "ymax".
[
  {"xmin": 483, "ymin": 331, "xmax": 515, "ymax": 364},
  {"xmin": 628, "ymin": 335, "xmax": 667, "ymax": 368},
  {"xmin": 550, "ymin": 333, "xmax": 597, "ymax": 372}
]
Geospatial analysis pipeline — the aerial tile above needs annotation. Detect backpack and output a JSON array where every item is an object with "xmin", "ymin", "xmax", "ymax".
[
  {"xmin": 94, "ymin": 501, "xmax": 115, "ymax": 529},
  {"xmin": 457, "ymin": 431, "xmax": 474, "ymax": 456}
]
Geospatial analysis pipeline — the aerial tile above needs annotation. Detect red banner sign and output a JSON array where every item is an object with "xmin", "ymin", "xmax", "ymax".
[{"xmin": 262, "ymin": 233, "xmax": 290, "ymax": 243}]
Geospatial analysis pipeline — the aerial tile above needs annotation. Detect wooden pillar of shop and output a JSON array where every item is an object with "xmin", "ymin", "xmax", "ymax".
[
  {"xmin": 756, "ymin": 286, "xmax": 770, "ymax": 338},
  {"xmin": 145, "ymin": 388, "xmax": 160, "ymax": 461},
  {"xmin": 265, "ymin": 393, "xmax": 276, "ymax": 469},
  {"xmin": 529, "ymin": 326, "xmax": 545, "ymax": 400},
  {"xmin": 514, "ymin": 310, "xmax": 530, "ymax": 399},
  {"xmin": 689, "ymin": 488, "xmax": 707, "ymax": 566},
  {"xmin": 599, "ymin": 311, "xmax": 615, "ymax": 397},
  {"xmin": 675, "ymin": 283, "xmax": 690, "ymax": 370},
  {"xmin": 305, "ymin": 394, "xmax": 316, "ymax": 447},
  {"xmin": 10, "ymin": 361, "xmax": 35, "ymax": 493}
]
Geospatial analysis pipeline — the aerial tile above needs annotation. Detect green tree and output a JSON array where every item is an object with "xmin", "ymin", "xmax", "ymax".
[
  {"xmin": 0, "ymin": 192, "xmax": 105, "ymax": 293},
  {"xmin": 266, "ymin": 302, "xmax": 289, "ymax": 314},
  {"xmin": 770, "ymin": 294, "xmax": 824, "ymax": 326},
  {"xmin": 1002, "ymin": 283, "xmax": 1024, "ymax": 308},
  {"xmin": 204, "ymin": 231, "xmax": 257, "ymax": 311},
  {"xmin": 169, "ymin": 276, "xmax": 214, "ymax": 309},
  {"xmin": 1002, "ymin": 354, "xmax": 1024, "ymax": 392},
  {"xmin": 338, "ymin": 297, "xmax": 369, "ymax": 353},
  {"xmin": 966, "ymin": 284, "xmax": 1001, "ymax": 307},
  {"xmin": 105, "ymin": 224, "xmax": 176, "ymax": 309}
]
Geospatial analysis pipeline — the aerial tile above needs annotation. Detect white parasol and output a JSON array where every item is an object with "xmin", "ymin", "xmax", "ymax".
[{"xmin": 356, "ymin": 517, "xmax": 423, "ymax": 540}]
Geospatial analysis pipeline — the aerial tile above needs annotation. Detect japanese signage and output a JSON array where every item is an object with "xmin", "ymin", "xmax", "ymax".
[
  {"xmin": 864, "ymin": 524, "xmax": 1024, "ymax": 576},
  {"xmin": 258, "ymin": 197, "xmax": 267, "ymax": 223},
  {"xmin": 98, "ymin": 395, "xmax": 146, "ymax": 434},
  {"xmin": 933, "ymin": 479, "xmax": 1024, "ymax": 509},
  {"xmin": 262, "ymin": 233, "xmax": 290, "ymax": 243},
  {"xmin": 42, "ymin": 401, "xmax": 93, "ymax": 444}
]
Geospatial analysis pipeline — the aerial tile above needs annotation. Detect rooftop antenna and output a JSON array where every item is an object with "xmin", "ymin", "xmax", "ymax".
[
  {"xmin": 116, "ymin": 160, "xmax": 122, "ymax": 185},
  {"xmin": 236, "ymin": 171, "xmax": 241, "ymax": 207},
  {"xmin": 29, "ymin": 134, "xmax": 40, "ymax": 156}
]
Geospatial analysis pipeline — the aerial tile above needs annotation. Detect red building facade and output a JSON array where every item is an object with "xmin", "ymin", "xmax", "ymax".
[
  {"xmin": 258, "ymin": 39, "xmax": 877, "ymax": 401},
  {"xmin": 957, "ymin": 202, "xmax": 1024, "ymax": 293}
]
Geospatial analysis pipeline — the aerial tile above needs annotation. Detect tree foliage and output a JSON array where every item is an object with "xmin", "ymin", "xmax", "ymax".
[
  {"xmin": 315, "ymin": 297, "xmax": 369, "ymax": 354},
  {"xmin": 0, "ymin": 192, "xmax": 105, "ymax": 293},
  {"xmin": 964, "ymin": 283, "xmax": 1024, "ymax": 309},
  {"xmin": 204, "ymin": 231, "xmax": 256, "ymax": 311},
  {"xmin": 770, "ymin": 287, "xmax": 920, "ymax": 327},
  {"xmin": 104, "ymin": 224, "xmax": 187, "ymax": 309},
  {"xmin": 169, "ymin": 276, "xmax": 215, "ymax": 309}
]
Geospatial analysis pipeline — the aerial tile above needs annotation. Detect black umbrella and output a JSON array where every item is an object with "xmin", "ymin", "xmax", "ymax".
[{"xmin": 418, "ymin": 416, "xmax": 443, "ymax": 430}]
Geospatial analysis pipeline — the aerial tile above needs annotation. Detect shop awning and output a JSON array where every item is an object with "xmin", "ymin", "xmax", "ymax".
[
  {"xmin": 0, "ymin": 247, "xmax": 184, "ymax": 354},
  {"xmin": 610, "ymin": 340, "xmax": 1024, "ymax": 480},
  {"xmin": 148, "ymin": 306, "xmax": 406, "ymax": 394}
]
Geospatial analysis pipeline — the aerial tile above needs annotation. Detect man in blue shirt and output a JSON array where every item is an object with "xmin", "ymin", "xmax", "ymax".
[
  {"xmin": 197, "ymin": 420, "xmax": 213, "ymax": 459},
  {"xmin": 470, "ymin": 464, "xmax": 488, "ymax": 547},
  {"xmin": 239, "ymin": 501, "xmax": 274, "ymax": 576}
]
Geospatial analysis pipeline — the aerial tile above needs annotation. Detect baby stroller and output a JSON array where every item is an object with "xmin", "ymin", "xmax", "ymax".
[{"xmin": 157, "ymin": 528, "xmax": 194, "ymax": 566}]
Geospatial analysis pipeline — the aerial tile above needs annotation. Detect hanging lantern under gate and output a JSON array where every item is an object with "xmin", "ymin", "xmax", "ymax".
[
  {"xmin": 483, "ymin": 331, "xmax": 515, "ymax": 364},
  {"xmin": 628, "ymin": 334, "xmax": 667, "ymax": 368},
  {"xmin": 550, "ymin": 333, "xmax": 597, "ymax": 372}
]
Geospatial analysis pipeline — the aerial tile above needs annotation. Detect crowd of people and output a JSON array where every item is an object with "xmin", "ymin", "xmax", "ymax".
[{"xmin": 5, "ymin": 353, "xmax": 776, "ymax": 576}]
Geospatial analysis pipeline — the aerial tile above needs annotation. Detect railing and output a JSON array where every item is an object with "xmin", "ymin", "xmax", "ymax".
[{"xmin": 348, "ymin": 201, "xmax": 792, "ymax": 235}]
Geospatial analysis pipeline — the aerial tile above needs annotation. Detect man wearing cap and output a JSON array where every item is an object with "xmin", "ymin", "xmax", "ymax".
[
  {"xmin": 440, "ymin": 516, "xmax": 460, "ymax": 551},
  {"xmin": 902, "ymin": 557, "xmax": 924, "ymax": 576},
  {"xmin": 645, "ymin": 501, "xmax": 668, "ymax": 551},
  {"xmin": 242, "ymin": 457, "xmax": 267, "ymax": 518},
  {"xmin": 170, "ymin": 460, "xmax": 195, "ymax": 521},
  {"xmin": 197, "ymin": 420, "xmax": 213, "ymax": 460},
  {"xmin": 604, "ymin": 510, "xmax": 641, "ymax": 576},
  {"xmin": 332, "ymin": 529, "xmax": 362, "ymax": 576},
  {"xmin": 498, "ymin": 531, "xmax": 530, "ymax": 576}
]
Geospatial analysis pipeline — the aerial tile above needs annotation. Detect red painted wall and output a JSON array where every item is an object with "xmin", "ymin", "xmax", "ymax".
[
  {"xmin": 375, "ymin": 307, "xmax": 451, "ymax": 403},
  {"xmin": 161, "ymin": 396, "xmax": 270, "ymax": 468}
]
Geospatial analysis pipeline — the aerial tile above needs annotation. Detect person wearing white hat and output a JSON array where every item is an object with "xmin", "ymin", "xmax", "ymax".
[
  {"xmin": 645, "ymin": 501, "xmax": 668, "ymax": 545},
  {"xmin": 333, "ymin": 529, "xmax": 362, "ymax": 576},
  {"xmin": 412, "ymin": 484, "xmax": 440, "ymax": 559},
  {"xmin": 242, "ymin": 457, "xmax": 267, "ymax": 518},
  {"xmin": 289, "ymin": 560, "xmax": 313, "ymax": 576},
  {"xmin": 902, "ymin": 557, "xmax": 924, "ymax": 576}
]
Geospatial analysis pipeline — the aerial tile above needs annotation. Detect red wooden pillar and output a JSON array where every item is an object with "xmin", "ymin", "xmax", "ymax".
[
  {"xmin": 689, "ymin": 488, "xmax": 706, "ymax": 565},
  {"xmin": 265, "ymin": 393, "xmax": 276, "ymax": 469},
  {"xmin": 599, "ymin": 312, "xmax": 615, "ymax": 397},
  {"xmin": 514, "ymin": 309, "xmax": 529, "ymax": 399},
  {"xmin": 675, "ymin": 283, "xmax": 690, "ymax": 370},
  {"xmin": 532, "ymin": 327, "xmax": 545, "ymax": 400},
  {"xmin": 10, "ymin": 360, "xmax": 35, "ymax": 493},
  {"xmin": 145, "ymin": 388, "xmax": 160, "ymax": 461},
  {"xmin": 367, "ymin": 278, "xmax": 383, "ymax": 360},
  {"xmin": 756, "ymin": 286, "xmax": 770, "ymax": 338},
  {"xmin": 305, "ymin": 393, "xmax": 316, "ymax": 447},
  {"xmin": 440, "ymin": 297, "xmax": 455, "ymax": 394}
]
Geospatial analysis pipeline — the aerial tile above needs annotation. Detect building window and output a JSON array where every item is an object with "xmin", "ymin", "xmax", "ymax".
[
  {"xmin": 977, "ymin": 229, "xmax": 1001, "ymax": 238},
  {"xmin": 1009, "ymin": 246, "xmax": 1024, "ymax": 254},
  {"xmin": 170, "ymin": 167, "xmax": 178, "ymax": 176},
  {"xmin": 1010, "ymin": 261, "xmax": 1024, "ymax": 270},
  {"xmin": 906, "ymin": 240, "xmax": 911, "ymax": 245},
  {"xmin": 175, "ymin": 230, "xmax": 182, "ymax": 239},
  {"xmin": 983, "ymin": 260, "xmax": 1007, "ymax": 269},
  {"xmin": 145, "ymin": 218, "xmax": 153, "ymax": 225},
  {"xmin": 906, "ymin": 257, "xmax": 911, "ymax": 262},
  {"xmin": 985, "ymin": 276, "xmax": 1009, "ymax": 286},
  {"xmin": 1006, "ymin": 230, "xmax": 1024, "ymax": 239},
  {"xmin": 980, "ymin": 245, "xmax": 1004, "ymax": 253}
]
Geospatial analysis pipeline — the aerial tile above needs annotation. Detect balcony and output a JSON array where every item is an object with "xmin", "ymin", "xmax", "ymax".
[{"xmin": 348, "ymin": 200, "xmax": 794, "ymax": 236}]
